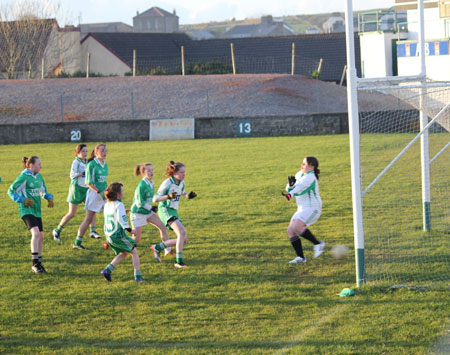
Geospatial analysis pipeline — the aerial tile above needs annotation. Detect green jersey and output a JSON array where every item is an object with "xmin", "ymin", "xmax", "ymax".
[
  {"xmin": 85, "ymin": 158, "xmax": 108, "ymax": 193},
  {"xmin": 8, "ymin": 169, "xmax": 53, "ymax": 218},
  {"xmin": 154, "ymin": 177, "xmax": 185, "ymax": 211},
  {"xmin": 131, "ymin": 178, "xmax": 154, "ymax": 214}
]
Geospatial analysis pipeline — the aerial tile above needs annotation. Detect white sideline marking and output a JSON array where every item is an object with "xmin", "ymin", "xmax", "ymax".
[{"xmin": 275, "ymin": 304, "xmax": 349, "ymax": 354}]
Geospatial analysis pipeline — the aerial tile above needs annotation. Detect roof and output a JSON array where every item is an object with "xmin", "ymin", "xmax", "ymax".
[
  {"xmin": 83, "ymin": 32, "xmax": 360, "ymax": 81},
  {"xmin": 80, "ymin": 22, "xmax": 132, "ymax": 33},
  {"xmin": 134, "ymin": 7, "xmax": 177, "ymax": 19}
]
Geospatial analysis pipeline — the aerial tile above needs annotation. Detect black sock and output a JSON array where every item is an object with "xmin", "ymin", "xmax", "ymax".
[
  {"xmin": 289, "ymin": 236, "xmax": 304, "ymax": 258},
  {"xmin": 38, "ymin": 256, "xmax": 42, "ymax": 264},
  {"xmin": 32, "ymin": 252, "xmax": 39, "ymax": 265},
  {"xmin": 301, "ymin": 229, "xmax": 320, "ymax": 245}
]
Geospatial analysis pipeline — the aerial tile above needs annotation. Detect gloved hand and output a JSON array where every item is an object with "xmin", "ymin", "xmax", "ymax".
[
  {"xmin": 151, "ymin": 205, "xmax": 158, "ymax": 213},
  {"xmin": 168, "ymin": 192, "xmax": 177, "ymax": 200},
  {"xmin": 24, "ymin": 198, "xmax": 34, "ymax": 207},
  {"xmin": 47, "ymin": 199, "xmax": 54, "ymax": 208},
  {"xmin": 288, "ymin": 176, "xmax": 296, "ymax": 187},
  {"xmin": 188, "ymin": 191, "xmax": 197, "ymax": 199},
  {"xmin": 281, "ymin": 192, "xmax": 292, "ymax": 201}
]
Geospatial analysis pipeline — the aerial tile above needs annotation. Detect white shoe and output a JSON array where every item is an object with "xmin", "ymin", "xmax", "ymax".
[
  {"xmin": 90, "ymin": 231, "xmax": 102, "ymax": 239},
  {"xmin": 313, "ymin": 242, "xmax": 325, "ymax": 258},
  {"xmin": 52, "ymin": 229, "xmax": 61, "ymax": 242},
  {"xmin": 289, "ymin": 256, "xmax": 307, "ymax": 264},
  {"xmin": 164, "ymin": 247, "xmax": 175, "ymax": 256}
]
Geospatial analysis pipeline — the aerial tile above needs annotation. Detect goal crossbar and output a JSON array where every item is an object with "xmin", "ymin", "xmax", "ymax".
[{"xmin": 362, "ymin": 101, "xmax": 450, "ymax": 196}]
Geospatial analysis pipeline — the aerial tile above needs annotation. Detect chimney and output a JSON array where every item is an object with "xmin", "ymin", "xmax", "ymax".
[
  {"xmin": 173, "ymin": 9, "xmax": 176, "ymax": 16},
  {"xmin": 261, "ymin": 15, "xmax": 273, "ymax": 27},
  {"xmin": 136, "ymin": 10, "xmax": 139, "ymax": 16}
]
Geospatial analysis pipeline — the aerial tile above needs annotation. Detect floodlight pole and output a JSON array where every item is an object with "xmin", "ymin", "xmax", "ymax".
[
  {"xmin": 345, "ymin": 0, "xmax": 365, "ymax": 287},
  {"xmin": 418, "ymin": 0, "xmax": 431, "ymax": 231}
]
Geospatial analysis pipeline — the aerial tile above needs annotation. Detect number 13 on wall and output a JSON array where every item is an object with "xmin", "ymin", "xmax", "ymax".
[{"xmin": 237, "ymin": 120, "xmax": 251, "ymax": 137}]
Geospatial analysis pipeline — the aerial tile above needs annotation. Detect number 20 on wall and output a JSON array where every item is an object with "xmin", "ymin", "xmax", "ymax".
[{"xmin": 237, "ymin": 120, "xmax": 251, "ymax": 137}]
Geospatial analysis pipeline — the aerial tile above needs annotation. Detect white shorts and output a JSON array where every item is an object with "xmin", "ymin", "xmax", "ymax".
[
  {"xmin": 84, "ymin": 189, "xmax": 105, "ymax": 212},
  {"xmin": 130, "ymin": 211, "xmax": 155, "ymax": 228},
  {"xmin": 291, "ymin": 208, "xmax": 321, "ymax": 227}
]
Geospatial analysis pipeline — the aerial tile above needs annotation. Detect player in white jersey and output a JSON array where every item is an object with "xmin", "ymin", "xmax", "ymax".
[
  {"xmin": 282, "ymin": 156, "xmax": 325, "ymax": 264},
  {"xmin": 130, "ymin": 163, "xmax": 177, "ymax": 262},
  {"xmin": 153, "ymin": 161, "xmax": 197, "ymax": 268},
  {"xmin": 101, "ymin": 182, "xmax": 142, "ymax": 282},
  {"xmin": 52, "ymin": 144, "xmax": 100, "ymax": 242}
]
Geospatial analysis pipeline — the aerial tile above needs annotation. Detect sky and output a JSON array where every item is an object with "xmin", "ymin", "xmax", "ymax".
[{"xmin": 55, "ymin": 0, "xmax": 395, "ymax": 26}]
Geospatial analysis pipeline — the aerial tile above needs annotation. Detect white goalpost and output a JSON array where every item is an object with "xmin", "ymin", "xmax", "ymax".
[{"xmin": 345, "ymin": 0, "xmax": 450, "ymax": 288}]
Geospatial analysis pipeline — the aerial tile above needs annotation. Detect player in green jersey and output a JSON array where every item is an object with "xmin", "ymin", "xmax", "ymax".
[
  {"xmin": 52, "ymin": 144, "xmax": 100, "ymax": 242},
  {"xmin": 130, "ymin": 163, "xmax": 177, "ymax": 263},
  {"xmin": 101, "ymin": 182, "xmax": 143, "ymax": 282},
  {"xmin": 154, "ymin": 161, "xmax": 197, "ymax": 268},
  {"xmin": 73, "ymin": 144, "xmax": 108, "ymax": 250},
  {"xmin": 8, "ymin": 156, "xmax": 54, "ymax": 274},
  {"xmin": 282, "ymin": 156, "xmax": 325, "ymax": 264}
]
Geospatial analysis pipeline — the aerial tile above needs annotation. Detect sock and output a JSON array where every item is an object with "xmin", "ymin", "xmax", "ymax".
[
  {"xmin": 289, "ymin": 236, "xmax": 304, "ymax": 258},
  {"xmin": 105, "ymin": 264, "xmax": 115, "ymax": 273},
  {"xmin": 134, "ymin": 270, "xmax": 142, "ymax": 279},
  {"xmin": 38, "ymin": 256, "xmax": 42, "ymax": 263},
  {"xmin": 90, "ymin": 226, "xmax": 96, "ymax": 233},
  {"xmin": 301, "ymin": 229, "xmax": 320, "ymax": 245},
  {"xmin": 56, "ymin": 224, "xmax": 64, "ymax": 233},
  {"xmin": 176, "ymin": 252, "xmax": 182, "ymax": 263},
  {"xmin": 155, "ymin": 242, "xmax": 166, "ymax": 252},
  {"xmin": 75, "ymin": 236, "xmax": 83, "ymax": 245},
  {"xmin": 32, "ymin": 252, "xmax": 39, "ymax": 265}
]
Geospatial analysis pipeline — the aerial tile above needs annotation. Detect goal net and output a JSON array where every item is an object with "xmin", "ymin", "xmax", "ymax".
[{"xmin": 356, "ymin": 79, "xmax": 450, "ymax": 288}]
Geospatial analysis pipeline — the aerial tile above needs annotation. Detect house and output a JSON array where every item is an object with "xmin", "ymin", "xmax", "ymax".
[
  {"xmin": 80, "ymin": 22, "xmax": 132, "ymax": 33},
  {"xmin": 0, "ymin": 19, "xmax": 81, "ymax": 79},
  {"xmin": 133, "ymin": 6, "xmax": 179, "ymax": 33},
  {"xmin": 323, "ymin": 16, "xmax": 345, "ymax": 33},
  {"xmin": 224, "ymin": 16, "xmax": 294, "ymax": 38}
]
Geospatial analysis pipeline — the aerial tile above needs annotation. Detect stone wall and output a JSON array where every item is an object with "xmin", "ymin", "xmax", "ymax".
[{"xmin": 0, "ymin": 113, "xmax": 349, "ymax": 145}]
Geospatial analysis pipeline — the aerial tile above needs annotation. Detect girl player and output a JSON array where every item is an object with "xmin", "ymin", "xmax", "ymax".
[
  {"xmin": 154, "ymin": 161, "xmax": 197, "ymax": 268},
  {"xmin": 101, "ymin": 182, "xmax": 143, "ymax": 282},
  {"xmin": 52, "ymin": 144, "xmax": 100, "ymax": 242},
  {"xmin": 8, "ymin": 156, "xmax": 54, "ymax": 274},
  {"xmin": 73, "ymin": 143, "xmax": 108, "ymax": 250},
  {"xmin": 130, "ymin": 163, "xmax": 177, "ymax": 262},
  {"xmin": 282, "ymin": 156, "xmax": 325, "ymax": 264}
]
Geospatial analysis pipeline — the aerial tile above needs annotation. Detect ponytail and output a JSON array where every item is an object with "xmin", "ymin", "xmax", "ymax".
[
  {"xmin": 105, "ymin": 182, "xmax": 123, "ymax": 202},
  {"xmin": 305, "ymin": 156, "xmax": 320, "ymax": 180},
  {"xmin": 134, "ymin": 163, "xmax": 152, "ymax": 177},
  {"xmin": 165, "ymin": 160, "xmax": 184, "ymax": 177},
  {"xmin": 22, "ymin": 156, "xmax": 39, "ymax": 169}
]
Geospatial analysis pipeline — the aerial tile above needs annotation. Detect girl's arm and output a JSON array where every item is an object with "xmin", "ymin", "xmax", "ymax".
[
  {"xmin": 287, "ymin": 174, "xmax": 315, "ymax": 196},
  {"xmin": 153, "ymin": 179, "xmax": 172, "ymax": 202},
  {"xmin": 86, "ymin": 184, "xmax": 100, "ymax": 193},
  {"xmin": 7, "ymin": 175, "xmax": 27, "ymax": 203}
]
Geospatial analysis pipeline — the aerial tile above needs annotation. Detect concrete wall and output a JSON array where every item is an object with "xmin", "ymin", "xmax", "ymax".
[{"xmin": 0, "ymin": 113, "xmax": 349, "ymax": 145}]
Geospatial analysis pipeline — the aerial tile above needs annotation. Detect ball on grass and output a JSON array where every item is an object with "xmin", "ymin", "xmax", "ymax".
[{"xmin": 331, "ymin": 245, "xmax": 349, "ymax": 260}]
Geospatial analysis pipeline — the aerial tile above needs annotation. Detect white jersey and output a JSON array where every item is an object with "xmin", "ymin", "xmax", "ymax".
[
  {"xmin": 103, "ymin": 200, "xmax": 130, "ymax": 238},
  {"xmin": 154, "ymin": 176, "xmax": 185, "ymax": 211},
  {"xmin": 286, "ymin": 170, "xmax": 322, "ymax": 211},
  {"xmin": 70, "ymin": 157, "xmax": 87, "ymax": 188}
]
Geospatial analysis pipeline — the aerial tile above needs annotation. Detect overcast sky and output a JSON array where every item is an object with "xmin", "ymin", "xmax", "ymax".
[{"xmin": 57, "ymin": 0, "xmax": 395, "ymax": 25}]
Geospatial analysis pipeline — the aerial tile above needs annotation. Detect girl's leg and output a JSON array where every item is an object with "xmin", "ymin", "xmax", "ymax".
[
  {"xmin": 170, "ymin": 220, "xmax": 187, "ymax": 266},
  {"xmin": 89, "ymin": 215, "xmax": 101, "ymax": 239},
  {"xmin": 101, "ymin": 252, "xmax": 128, "ymax": 281},
  {"xmin": 53, "ymin": 203, "xmax": 78, "ymax": 241},
  {"xmin": 133, "ymin": 226, "xmax": 143, "ymax": 244},
  {"xmin": 147, "ymin": 214, "xmax": 176, "ymax": 248},
  {"xmin": 30, "ymin": 226, "xmax": 41, "ymax": 270},
  {"xmin": 74, "ymin": 210, "xmax": 96, "ymax": 248},
  {"xmin": 130, "ymin": 248, "xmax": 142, "ymax": 280},
  {"xmin": 287, "ymin": 219, "xmax": 307, "ymax": 261}
]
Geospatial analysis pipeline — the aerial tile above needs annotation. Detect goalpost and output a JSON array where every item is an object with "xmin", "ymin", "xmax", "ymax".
[{"xmin": 345, "ymin": 0, "xmax": 450, "ymax": 288}]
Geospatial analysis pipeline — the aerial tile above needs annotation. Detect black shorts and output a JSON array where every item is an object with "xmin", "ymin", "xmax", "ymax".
[
  {"xmin": 167, "ymin": 216, "xmax": 179, "ymax": 225},
  {"xmin": 22, "ymin": 215, "xmax": 43, "ymax": 232}
]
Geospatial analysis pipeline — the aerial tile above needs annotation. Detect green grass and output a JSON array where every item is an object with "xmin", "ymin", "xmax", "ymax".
[{"xmin": 0, "ymin": 136, "xmax": 449, "ymax": 354}]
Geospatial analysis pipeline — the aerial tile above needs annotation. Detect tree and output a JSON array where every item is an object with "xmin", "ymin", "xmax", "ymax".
[{"xmin": 0, "ymin": 0, "xmax": 72, "ymax": 79}]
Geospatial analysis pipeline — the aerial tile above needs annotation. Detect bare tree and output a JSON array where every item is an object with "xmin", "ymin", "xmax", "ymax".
[{"xmin": 0, "ymin": 0, "xmax": 73, "ymax": 79}]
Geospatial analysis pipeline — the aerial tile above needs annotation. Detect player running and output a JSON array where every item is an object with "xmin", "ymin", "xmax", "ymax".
[
  {"xmin": 101, "ymin": 182, "xmax": 143, "ymax": 282},
  {"xmin": 282, "ymin": 156, "xmax": 325, "ymax": 264},
  {"xmin": 52, "ymin": 144, "xmax": 100, "ymax": 242},
  {"xmin": 7, "ymin": 156, "xmax": 54, "ymax": 274},
  {"xmin": 154, "ymin": 161, "xmax": 197, "ymax": 268},
  {"xmin": 130, "ymin": 163, "xmax": 177, "ymax": 262},
  {"xmin": 73, "ymin": 143, "xmax": 108, "ymax": 250}
]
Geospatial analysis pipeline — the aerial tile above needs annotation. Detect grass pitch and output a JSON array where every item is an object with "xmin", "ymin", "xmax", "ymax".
[{"xmin": 0, "ymin": 136, "xmax": 449, "ymax": 354}]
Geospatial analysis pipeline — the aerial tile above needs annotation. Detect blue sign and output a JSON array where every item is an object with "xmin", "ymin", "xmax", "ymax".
[
  {"xmin": 237, "ymin": 120, "xmax": 251, "ymax": 137},
  {"xmin": 397, "ymin": 40, "xmax": 449, "ymax": 57}
]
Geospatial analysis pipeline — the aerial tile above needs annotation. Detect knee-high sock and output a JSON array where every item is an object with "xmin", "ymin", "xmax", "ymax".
[
  {"xmin": 300, "ymin": 228, "xmax": 320, "ymax": 245},
  {"xmin": 289, "ymin": 236, "xmax": 304, "ymax": 258}
]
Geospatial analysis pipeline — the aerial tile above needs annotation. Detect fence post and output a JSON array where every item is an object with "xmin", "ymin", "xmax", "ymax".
[
  {"xmin": 86, "ymin": 52, "xmax": 90, "ymax": 78},
  {"xmin": 230, "ymin": 43, "xmax": 236, "ymax": 75},
  {"xmin": 206, "ymin": 89, "xmax": 210, "ymax": 116},
  {"xmin": 133, "ymin": 49, "xmax": 136, "ymax": 77},
  {"xmin": 131, "ymin": 92, "xmax": 135, "ymax": 119},
  {"xmin": 317, "ymin": 58, "xmax": 323, "ymax": 77},
  {"xmin": 41, "ymin": 57, "xmax": 44, "ymax": 79},
  {"xmin": 181, "ymin": 46, "xmax": 185, "ymax": 76},
  {"xmin": 60, "ymin": 94, "xmax": 64, "ymax": 122},
  {"xmin": 291, "ymin": 43, "xmax": 295, "ymax": 75},
  {"xmin": 339, "ymin": 65, "xmax": 347, "ymax": 86}
]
